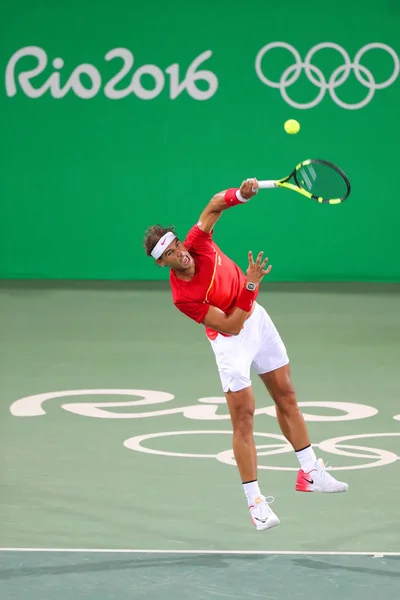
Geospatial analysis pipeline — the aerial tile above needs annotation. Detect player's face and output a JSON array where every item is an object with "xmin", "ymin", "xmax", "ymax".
[{"xmin": 159, "ymin": 238, "xmax": 194, "ymax": 271}]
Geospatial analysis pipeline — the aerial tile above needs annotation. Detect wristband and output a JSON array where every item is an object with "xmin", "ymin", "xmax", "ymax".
[
  {"xmin": 236, "ymin": 286, "xmax": 257, "ymax": 312},
  {"xmin": 224, "ymin": 188, "xmax": 249, "ymax": 207}
]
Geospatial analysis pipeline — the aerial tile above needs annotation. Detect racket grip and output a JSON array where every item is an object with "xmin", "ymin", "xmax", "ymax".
[{"xmin": 258, "ymin": 180, "xmax": 277, "ymax": 189}]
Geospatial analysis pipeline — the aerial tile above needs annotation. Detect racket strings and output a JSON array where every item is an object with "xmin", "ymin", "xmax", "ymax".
[{"xmin": 296, "ymin": 162, "xmax": 349, "ymax": 200}]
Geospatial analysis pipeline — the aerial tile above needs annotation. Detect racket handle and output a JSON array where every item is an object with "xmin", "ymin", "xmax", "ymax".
[{"xmin": 258, "ymin": 180, "xmax": 277, "ymax": 189}]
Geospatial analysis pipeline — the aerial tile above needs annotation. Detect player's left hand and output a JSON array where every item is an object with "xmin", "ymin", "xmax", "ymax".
[{"xmin": 239, "ymin": 178, "xmax": 259, "ymax": 200}]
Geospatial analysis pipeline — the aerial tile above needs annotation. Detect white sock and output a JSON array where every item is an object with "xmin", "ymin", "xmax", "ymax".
[
  {"xmin": 242, "ymin": 480, "xmax": 261, "ymax": 506},
  {"xmin": 295, "ymin": 445, "xmax": 317, "ymax": 473}
]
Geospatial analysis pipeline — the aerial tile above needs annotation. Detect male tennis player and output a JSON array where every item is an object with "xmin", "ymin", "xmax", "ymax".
[{"xmin": 143, "ymin": 178, "xmax": 348, "ymax": 531}]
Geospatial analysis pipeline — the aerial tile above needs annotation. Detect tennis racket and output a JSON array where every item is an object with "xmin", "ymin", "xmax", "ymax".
[{"xmin": 258, "ymin": 159, "xmax": 351, "ymax": 204}]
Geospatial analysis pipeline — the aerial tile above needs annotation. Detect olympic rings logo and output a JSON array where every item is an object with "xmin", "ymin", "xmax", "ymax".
[
  {"xmin": 124, "ymin": 430, "xmax": 400, "ymax": 472},
  {"xmin": 255, "ymin": 42, "xmax": 400, "ymax": 109}
]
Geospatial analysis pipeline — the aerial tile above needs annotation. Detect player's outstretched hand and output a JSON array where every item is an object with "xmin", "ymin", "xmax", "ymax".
[
  {"xmin": 246, "ymin": 251, "xmax": 272, "ymax": 285},
  {"xmin": 239, "ymin": 178, "xmax": 259, "ymax": 200}
]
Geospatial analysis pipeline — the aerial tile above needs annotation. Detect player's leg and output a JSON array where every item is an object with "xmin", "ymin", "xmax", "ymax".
[
  {"xmin": 208, "ymin": 330, "xmax": 279, "ymax": 530},
  {"xmin": 223, "ymin": 385, "xmax": 257, "ymax": 484},
  {"xmin": 223, "ymin": 382, "xmax": 279, "ymax": 531},
  {"xmin": 251, "ymin": 306, "xmax": 348, "ymax": 493},
  {"xmin": 259, "ymin": 363, "xmax": 312, "ymax": 455},
  {"xmin": 259, "ymin": 364, "xmax": 348, "ymax": 492}
]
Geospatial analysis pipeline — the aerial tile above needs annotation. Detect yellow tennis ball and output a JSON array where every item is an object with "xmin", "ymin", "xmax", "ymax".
[{"xmin": 284, "ymin": 119, "xmax": 300, "ymax": 134}]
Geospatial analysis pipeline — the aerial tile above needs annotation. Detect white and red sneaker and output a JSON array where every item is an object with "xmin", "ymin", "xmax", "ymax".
[
  {"xmin": 296, "ymin": 459, "xmax": 349, "ymax": 493},
  {"xmin": 249, "ymin": 495, "xmax": 280, "ymax": 531}
]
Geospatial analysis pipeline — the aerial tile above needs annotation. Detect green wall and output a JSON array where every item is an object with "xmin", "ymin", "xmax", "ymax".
[{"xmin": 1, "ymin": 0, "xmax": 399, "ymax": 281}]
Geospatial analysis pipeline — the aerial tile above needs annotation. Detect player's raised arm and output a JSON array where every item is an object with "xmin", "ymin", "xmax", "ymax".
[{"xmin": 197, "ymin": 178, "xmax": 259, "ymax": 234}]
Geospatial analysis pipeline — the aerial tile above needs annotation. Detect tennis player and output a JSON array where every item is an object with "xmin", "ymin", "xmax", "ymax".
[{"xmin": 143, "ymin": 178, "xmax": 348, "ymax": 531}]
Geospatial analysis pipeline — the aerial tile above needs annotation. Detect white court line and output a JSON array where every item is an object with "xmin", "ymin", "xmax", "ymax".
[{"xmin": 0, "ymin": 548, "xmax": 399, "ymax": 557}]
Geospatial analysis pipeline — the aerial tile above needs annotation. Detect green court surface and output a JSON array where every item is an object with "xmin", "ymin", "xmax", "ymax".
[{"xmin": 1, "ymin": 281, "xmax": 400, "ymax": 598}]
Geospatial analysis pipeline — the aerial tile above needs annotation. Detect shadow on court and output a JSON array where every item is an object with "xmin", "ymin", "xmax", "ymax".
[
  {"xmin": 1, "ymin": 554, "xmax": 400, "ymax": 581},
  {"xmin": 0, "ymin": 554, "xmax": 264, "ymax": 580},
  {"xmin": 293, "ymin": 556, "xmax": 400, "ymax": 578}
]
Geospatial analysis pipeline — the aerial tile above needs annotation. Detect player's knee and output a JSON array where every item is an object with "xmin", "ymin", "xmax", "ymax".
[
  {"xmin": 228, "ymin": 393, "xmax": 254, "ymax": 437},
  {"xmin": 233, "ymin": 408, "xmax": 254, "ymax": 438},
  {"xmin": 273, "ymin": 382, "xmax": 297, "ymax": 412}
]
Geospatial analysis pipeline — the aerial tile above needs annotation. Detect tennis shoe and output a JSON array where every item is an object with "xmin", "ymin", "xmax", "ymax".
[
  {"xmin": 249, "ymin": 495, "xmax": 280, "ymax": 531},
  {"xmin": 296, "ymin": 458, "xmax": 349, "ymax": 493}
]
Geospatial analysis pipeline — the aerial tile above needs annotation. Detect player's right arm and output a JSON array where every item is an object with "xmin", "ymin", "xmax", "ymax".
[
  {"xmin": 202, "ymin": 250, "xmax": 271, "ymax": 335},
  {"xmin": 197, "ymin": 178, "xmax": 259, "ymax": 235}
]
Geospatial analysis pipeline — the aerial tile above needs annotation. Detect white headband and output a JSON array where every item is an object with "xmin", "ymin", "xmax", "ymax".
[{"xmin": 151, "ymin": 231, "xmax": 177, "ymax": 259}]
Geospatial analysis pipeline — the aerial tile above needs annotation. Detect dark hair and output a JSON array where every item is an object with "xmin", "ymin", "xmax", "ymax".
[{"xmin": 143, "ymin": 224, "xmax": 176, "ymax": 257}]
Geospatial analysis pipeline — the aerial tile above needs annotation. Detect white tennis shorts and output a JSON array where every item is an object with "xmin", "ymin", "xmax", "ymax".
[{"xmin": 209, "ymin": 302, "xmax": 289, "ymax": 393}]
